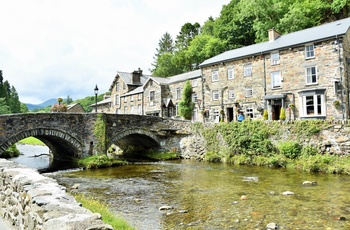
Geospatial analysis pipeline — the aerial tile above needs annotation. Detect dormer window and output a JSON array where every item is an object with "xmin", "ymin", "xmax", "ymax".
[{"xmin": 305, "ymin": 44, "xmax": 315, "ymax": 59}]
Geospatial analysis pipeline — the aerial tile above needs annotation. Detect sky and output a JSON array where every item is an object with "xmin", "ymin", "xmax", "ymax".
[{"xmin": 0, "ymin": 0, "xmax": 230, "ymax": 104}]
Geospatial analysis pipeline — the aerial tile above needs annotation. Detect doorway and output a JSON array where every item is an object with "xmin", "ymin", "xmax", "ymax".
[
  {"xmin": 271, "ymin": 99, "xmax": 282, "ymax": 120},
  {"xmin": 227, "ymin": 107, "xmax": 234, "ymax": 122}
]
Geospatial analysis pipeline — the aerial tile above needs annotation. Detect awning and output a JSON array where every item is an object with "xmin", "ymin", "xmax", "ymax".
[{"xmin": 264, "ymin": 94, "xmax": 286, "ymax": 100}]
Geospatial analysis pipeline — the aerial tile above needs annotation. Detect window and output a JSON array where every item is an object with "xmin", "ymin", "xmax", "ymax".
[
  {"xmin": 149, "ymin": 91, "xmax": 155, "ymax": 101},
  {"xmin": 271, "ymin": 71, "xmax": 282, "ymax": 88},
  {"xmin": 114, "ymin": 94, "xmax": 120, "ymax": 105},
  {"xmin": 130, "ymin": 105, "xmax": 134, "ymax": 114},
  {"xmin": 176, "ymin": 87, "xmax": 181, "ymax": 99},
  {"xmin": 124, "ymin": 106, "xmax": 127, "ymax": 114},
  {"xmin": 305, "ymin": 44, "xmax": 315, "ymax": 59},
  {"xmin": 271, "ymin": 52, "xmax": 280, "ymax": 65},
  {"xmin": 246, "ymin": 108, "xmax": 254, "ymax": 119},
  {"xmin": 244, "ymin": 64, "xmax": 252, "ymax": 77},
  {"xmin": 212, "ymin": 90, "xmax": 219, "ymax": 100},
  {"xmin": 138, "ymin": 105, "xmax": 142, "ymax": 114},
  {"xmin": 192, "ymin": 79, "xmax": 198, "ymax": 87},
  {"xmin": 124, "ymin": 97, "xmax": 127, "ymax": 103},
  {"xmin": 245, "ymin": 86, "xmax": 253, "ymax": 97},
  {"xmin": 228, "ymin": 89, "xmax": 235, "ymax": 99},
  {"xmin": 131, "ymin": 95, "xmax": 134, "ymax": 102},
  {"xmin": 299, "ymin": 90, "xmax": 325, "ymax": 117},
  {"xmin": 138, "ymin": 93, "xmax": 142, "ymax": 100},
  {"xmin": 116, "ymin": 82, "xmax": 119, "ymax": 92},
  {"xmin": 306, "ymin": 66, "xmax": 317, "ymax": 84},
  {"xmin": 227, "ymin": 67, "xmax": 234, "ymax": 80},
  {"xmin": 212, "ymin": 70, "xmax": 219, "ymax": 82},
  {"xmin": 192, "ymin": 93, "xmax": 198, "ymax": 103}
]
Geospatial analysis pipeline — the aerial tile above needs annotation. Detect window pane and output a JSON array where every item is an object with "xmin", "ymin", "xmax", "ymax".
[
  {"xmin": 212, "ymin": 70, "xmax": 219, "ymax": 81},
  {"xmin": 228, "ymin": 68, "xmax": 234, "ymax": 79},
  {"xmin": 316, "ymin": 95, "xmax": 322, "ymax": 115},
  {"xmin": 306, "ymin": 67, "xmax": 317, "ymax": 84},
  {"xmin": 306, "ymin": 96, "xmax": 314, "ymax": 115}
]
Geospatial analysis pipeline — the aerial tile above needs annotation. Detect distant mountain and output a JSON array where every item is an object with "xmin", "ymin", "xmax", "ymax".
[{"xmin": 26, "ymin": 98, "xmax": 57, "ymax": 111}]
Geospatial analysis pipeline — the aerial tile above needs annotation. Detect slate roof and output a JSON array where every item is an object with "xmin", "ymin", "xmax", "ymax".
[
  {"xmin": 200, "ymin": 17, "xmax": 350, "ymax": 67},
  {"xmin": 148, "ymin": 69, "xmax": 201, "ymax": 86},
  {"xmin": 109, "ymin": 71, "xmax": 150, "ymax": 91}
]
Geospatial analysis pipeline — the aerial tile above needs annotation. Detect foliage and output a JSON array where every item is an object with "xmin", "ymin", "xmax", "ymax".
[
  {"xmin": 263, "ymin": 110, "xmax": 268, "ymax": 120},
  {"xmin": 1, "ymin": 144, "xmax": 20, "ymax": 158},
  {"xmin": 73, "ymin": 94, "xmax": 104, "ymax": 113},
  {"xmin": 152, "ymin": 52, "xmax": 183, "ymax": 77},
  {"xmin": 279, "ymin": 107, "xmax": 286, "ymax": 120},
  {"xmin": 144, "ymin": 151, "xmax": 180, "ymax": 161},
  {"xmin": 151, "ymin": 32, "xmax": 175, "ymax": 74},
  {"xmin": 51, "ymin": 104, "xmax": 67, "ymax": 112},
  {"xmin": 72, "ymin": 193, "xmax": 134, "ymax": 230},
  {"xmin": 178, "ymin": 80, "xmax": 195, "ymax": 120},
  {"xmin": 0, "ymin": 71, "xmax": 25, "ymax": 114},
  {"xmin": 18, "ymin": 137, "xmax": 45, "ymax": 146},
  {"xmin": 78, "ymin": 155, "xmax": 127, "ymax": 169},
  {"xmin": 57, "ymin": 97, "xmax": 63, "ymax": 105},
  {"xmin": 277, "ymin": 141, "xmax": 302, "ymax": 159},
  {"xmin": 301, "ymin": 145, "xmax": 319, "ymax": 157},
  {"xmin": 93, "ymin": 114, "xmax": 107, "ymax": 154}
]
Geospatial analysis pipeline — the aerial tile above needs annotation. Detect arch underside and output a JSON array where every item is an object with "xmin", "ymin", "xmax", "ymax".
[
  {"xmin": 110, "ymin": 129, "xmax": 160, "ymax": 154},
  {"xmin": 0, "ymin": 129, "xmax": 83, "ymax": 160}
]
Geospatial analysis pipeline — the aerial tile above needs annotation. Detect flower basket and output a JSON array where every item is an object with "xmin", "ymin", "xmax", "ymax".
[
  {"xmin": 333, "ymin": 100, "xmax": 341, "ymax": 108},
  {"xmin": 288, "ymin": 103, "xmax": 295, "ymax": 110}
]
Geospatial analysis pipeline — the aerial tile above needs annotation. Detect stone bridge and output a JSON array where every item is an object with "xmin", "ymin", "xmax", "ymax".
[{"xmin": 0, "ymin": 113, "xmax": 192, "ymax": 160}]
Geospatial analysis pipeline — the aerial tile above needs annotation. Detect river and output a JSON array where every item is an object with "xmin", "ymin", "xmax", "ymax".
[{"xmin": 11, "ymin": 145, "xmax": 350, "ymax": 229}]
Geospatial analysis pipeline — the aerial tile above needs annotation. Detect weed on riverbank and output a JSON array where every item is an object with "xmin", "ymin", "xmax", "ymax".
[
  {"xmin": 78, "ymin": 155, "xmax": 128, "ymax": 169},
  {"xmin": 72, "ymin": 193, "xmax": 135, "ymax": 230}
]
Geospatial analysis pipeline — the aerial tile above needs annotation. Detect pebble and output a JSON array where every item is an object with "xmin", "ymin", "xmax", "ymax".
[
  {"xmin": 266, "ymin": 222, "xmax": 279, "ymax": 229},
  {"xmin": 282, "ymin": 191, "xmax": 295, "ymax": 196}
]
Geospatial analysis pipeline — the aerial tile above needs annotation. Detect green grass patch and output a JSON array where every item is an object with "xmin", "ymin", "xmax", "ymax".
[
  {"xmin": 143, "ymin": 151, "xmax": 180, "ymax": 161},
  {"xmin": 72, "ymin": 193, "xmax": 134, "ymax": 230},
  {"xmin": 78, "ymin": 155, "xmax": 128, "ymax": 169},
  {"xmin": 18, "ymin": 137, "xmax": 45, "ymax": 146}
]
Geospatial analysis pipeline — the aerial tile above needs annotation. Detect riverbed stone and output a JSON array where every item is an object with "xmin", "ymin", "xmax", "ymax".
[
  {"xmin": 266, "ymin": 222, "xmax": 279, "ymax": 229},
  {"xmin": 302, "ymin": 181, "xmax": 317, "ymax": 186},
  {"xmin": 159, "ymin": 205, "xmax": 173, "ymax": 211},
  {"xmin": 282, "ymin": 191, "xmax": 294, "ymax": 195}
]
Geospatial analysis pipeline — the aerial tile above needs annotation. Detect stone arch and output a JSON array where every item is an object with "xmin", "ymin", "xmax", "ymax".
[
  {"xmin": 108, "ymin": 128, "xmax": 161, "ymax": 154},
  {"xmin": 0, "ymin": 128, "xmax": 83, "ymax": 159}
]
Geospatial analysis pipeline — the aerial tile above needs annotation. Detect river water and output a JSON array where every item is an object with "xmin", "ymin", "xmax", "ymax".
[{"xmin": 10, "ymin": 145, "xmax": 350, "ymax": 229}]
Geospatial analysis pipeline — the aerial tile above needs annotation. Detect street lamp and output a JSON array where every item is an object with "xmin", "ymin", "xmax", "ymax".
[{"xmin": 94, "ymin": 84, "xmax": 99, "ymax": 113}]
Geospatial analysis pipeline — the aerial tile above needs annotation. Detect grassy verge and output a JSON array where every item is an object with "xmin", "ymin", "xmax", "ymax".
[
  {"xmin": 78, "ymin": 155, "xmax": 128, "ymax": 169},
  {"xmin": 72, "ymin": 193, "xmax": 134, "ymax": 230},
  {"xmin": 18, "ymin": 137, "xmax": 45, "ymax": 146},
  {"xmin": 143, "ymin": 151, "xmax": 180, "ymax": 161}
]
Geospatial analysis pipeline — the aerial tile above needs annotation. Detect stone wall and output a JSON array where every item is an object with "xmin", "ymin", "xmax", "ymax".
[
  {"xmin": 0, "ymin": 159, "xmax": 112, "ymax": 230},
  {"xmin": 179, "ymin": 121, "xmax": 350, "ymax": 160}
]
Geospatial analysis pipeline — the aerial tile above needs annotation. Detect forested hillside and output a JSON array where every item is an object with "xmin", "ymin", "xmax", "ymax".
[{"xmin": 152, "ymin": 0, "xmax": 350, "ymax": 77}]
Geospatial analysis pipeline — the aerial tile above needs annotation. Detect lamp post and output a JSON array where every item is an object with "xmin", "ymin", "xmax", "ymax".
[{"xmin": 94, "ymin": 84, "xmax": 99, "ymax": 113}]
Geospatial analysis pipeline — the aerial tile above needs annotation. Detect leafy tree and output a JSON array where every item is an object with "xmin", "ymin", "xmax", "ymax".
[
  {"xmin": 178, "ymin": 80, "xmax": 195, "ymax": 120},
  {"xmin": 151, "ymin": 32, "xmax": 175, "ymax": 75},
  {"xmin": 152, "ymin": 52, "xmax": 182, "ymax": 77},
  {"xmin": 57, "ymin": 97, "xmax": 63, "ymax": 105},
  {"xmin": 175, "ymin": 22, "xmax": 201, "ymax": 50}
]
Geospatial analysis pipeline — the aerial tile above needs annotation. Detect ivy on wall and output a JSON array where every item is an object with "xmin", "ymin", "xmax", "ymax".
[{"xmin": 93, "ymin": 114, "xmax": 107, "ymax": 154}]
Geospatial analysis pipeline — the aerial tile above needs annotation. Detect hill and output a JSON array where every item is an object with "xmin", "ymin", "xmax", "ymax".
[{"xmin": 26, "ymin": 98, "xmax": 57, "ymax": 111}]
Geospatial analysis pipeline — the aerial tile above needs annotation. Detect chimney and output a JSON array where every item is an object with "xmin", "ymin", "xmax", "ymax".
[
  {"xmin": 268, "ymin": 28, "xmax": 280, "ymax": 42},
  {"xmin": 132, "ymin": 68, "xmax": 142, "ymax": 84}
]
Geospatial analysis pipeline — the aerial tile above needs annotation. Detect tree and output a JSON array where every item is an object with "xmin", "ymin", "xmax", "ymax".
[
  {"xmin": 66, "ymin": 95, "xmax": 73, "ymax": 105},
  {"xmin": 152, "ymin": 52, "xmax": 183, "ymax": 77},
  {"xmin": 178, "ymin": 80, "xmax": 195, "ymax": 120},
  {"xmin": 57, "ymin": 98, "xmax": 63, "ymax": 105},
  {"xmin": 151, "ymin": 32, "xmax": 175, "ymax": 75},
  {"xmin": 175, "ymin": 22, "xmax": 201, "ymax": 50}
]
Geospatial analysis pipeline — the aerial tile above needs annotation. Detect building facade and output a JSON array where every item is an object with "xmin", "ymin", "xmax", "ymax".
[{"xmin": 94, "ymin": 17, "xmax": 350, "ymax": 122}]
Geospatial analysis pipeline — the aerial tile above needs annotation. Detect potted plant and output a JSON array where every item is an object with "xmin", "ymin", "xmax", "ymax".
[
  {"xmin": 333, "ymin": 99, "xmax": 341, "ymax": 108},
  {"xmin": 288, "ymin": 103, "xmax": 295, "ymax": 110}
]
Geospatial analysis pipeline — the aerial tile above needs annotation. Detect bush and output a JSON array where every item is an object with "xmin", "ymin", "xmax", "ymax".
[
  {"xmin": 279, "ymin": 107, "xmax": 286, "ymax": 120},
  {"xmin": 1, "ymin": 145, "xmax": 20, "ymax": 158},
  {"xmin": 277, "ymin": 141, "xmax": 302, "ymax": 159},
  {"xmin": 301, "ymin": 145, "xmax": 319, "ymax": 157},
  {"xmin": 263, "ymin": 110, "xmax": 268, "ymax": 120}
]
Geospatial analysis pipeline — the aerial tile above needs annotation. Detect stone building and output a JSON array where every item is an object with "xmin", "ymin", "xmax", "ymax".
[
  {"xmin": 200, "ymin": 17, "xmax": 350, "ymax": 121},
  {"xmin": 67, "ymin": 103, "xmax": 85, "ymax": 113}
]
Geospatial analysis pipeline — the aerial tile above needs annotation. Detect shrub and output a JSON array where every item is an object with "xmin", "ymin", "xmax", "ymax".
[
  {"xmin": 277, "ymin": 141, "xmax": 302, "ymax": 159},
  {"xmin": 263, "ymin": 110, "xmax": 268, "ymax": 120},
  {"xmin": 1, "ymin": 145, "xmax": 20, "ymax": 158},
  {"xmin": 301, "ymin": 145, "xmax": 319, "ymax": 157},
  {"xmin": 279, "ymin": 107, "xmax": 286, "ymax": 120}
]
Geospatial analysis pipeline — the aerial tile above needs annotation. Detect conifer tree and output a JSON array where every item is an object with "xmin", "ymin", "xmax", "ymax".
[{"xmin": 178, "ymin": 80, "xmax": 195, "ymax": 120}]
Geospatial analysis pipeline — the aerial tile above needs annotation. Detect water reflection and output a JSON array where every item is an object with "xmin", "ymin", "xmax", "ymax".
[{"xmin": 49, "ymin": 160, "xmax": 350, "ymax": 230}]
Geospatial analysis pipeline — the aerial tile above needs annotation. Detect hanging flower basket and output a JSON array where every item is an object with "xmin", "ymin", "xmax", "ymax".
[
  {"xmin": 257, "ymin": 106, "xmax": 264, "ymax": 112},
  {"xmin": 288, "ymin": 103, "xmax": 295, "ymax": 110},
  {"xmin": 333, "ymin": 100, "xmax": 341, "ymax": 108}
]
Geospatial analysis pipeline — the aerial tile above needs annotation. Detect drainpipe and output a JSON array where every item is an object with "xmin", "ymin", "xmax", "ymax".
[
  {"xmin": 336, "ymin": 35, "xmax": 345, "ymax": 120},
  {"xmin": 221, "ymin": 86, "xmax": 228, "ymax": 121},
  {"xmin": 201, "ymin": 68, "xmax": 206, "ymax": 123}
]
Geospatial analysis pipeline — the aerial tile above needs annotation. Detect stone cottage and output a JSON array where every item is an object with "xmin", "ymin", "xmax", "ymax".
[{"xmin": 199, "ymin": 17, "xmax": 350, "ymax": 122}]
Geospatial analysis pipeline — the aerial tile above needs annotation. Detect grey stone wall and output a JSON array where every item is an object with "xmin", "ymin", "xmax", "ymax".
[{"xmin": 0, "ymin": 159, "xmax": 112, "ymax": 230}]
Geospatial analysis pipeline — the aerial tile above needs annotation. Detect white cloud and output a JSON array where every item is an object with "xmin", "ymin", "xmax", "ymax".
[{"xmin": 0, "ymin": 0, "xmax": 229, "ymax": 104}]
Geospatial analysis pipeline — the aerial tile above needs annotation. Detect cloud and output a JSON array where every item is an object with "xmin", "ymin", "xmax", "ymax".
[{"xmin": 0, "ymin": 0, "xmax": 229, "ymax": 104}]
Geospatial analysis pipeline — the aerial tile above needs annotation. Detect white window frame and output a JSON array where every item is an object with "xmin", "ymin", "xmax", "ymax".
[
  {"xmin": 227, "ymin": 67, "xmax": 234, "ymax": 80},
  {"xmin": 192, "ymin": 93, "xmax": 198, "ymax": 103},
  {"xmin": 244, "ymin": 64, "xmax": 252, "ymax": 77},
  {"xmin": 149, "ymin": 91, "xmax": 155, "ymax": 101},
  {"xmin": 176, "ymin": 87, "xmax": 181, "ymax": 99},
  {"xmin": 124, "ymin": 96, "xmax": 127, "ymax": 103},
  {"xmin": 305, "ymin": 44, "xmax": 315, "ymax": 59},
  {"xmin": 131, "ymin": 95, "xmax": 134, "ymax": 102},
  {"xmin": 192, "ymin": 79, "xmax": 198, "ymax": 87},
  {"xmin": 130, "ymin": 105, "xmax": 134, "ymax": 114},
  {"xmin": 212, "ymin": 70, "xmax": 219, "ymax": 82},
  {"xmin": 116, "ymin": 82, "xmax": 119, "ymax": 92},
  {"xmin": 212, "ymin": 90, "xmax": 219, "ymax": 101},
  {"xmin": 271, "ymin": 71, "xmax": 282, "ymax": 88},
  {"xmin": 138, "ymin": 93, "xmax": 142, "ymax": 101},
  {"xmin": 245, "ymin": 87, "xmax": 253, "ymax": 97},
  {"xmin": 246, "ymin": 107, "xmax": 254, "ymax": 119},
  {"xmin": 300, "ymin": 94, "xmax": 325, "ymax": 117},
  {"xmin": 114, "ymin": 94, "xmax": 120, "ymax": 105},
  {"xmin": 305, "ymin": 66, "xmax": 317, "ymax": 85},
  {"xmin": 228, "ymin": 89, "xmax": 235, "ymax": 99},
  {"xmin": 138, "ymin": 104, "xmax": 142, "ymax": 114},
  {"xmin": 271, "ymin": 52, "xmax": 280, "ymax": 65}
]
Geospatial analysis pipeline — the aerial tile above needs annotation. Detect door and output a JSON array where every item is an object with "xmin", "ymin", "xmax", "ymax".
[{"xmin": 227, "ymin": 107, "xmax": 234, "ymax": 122}]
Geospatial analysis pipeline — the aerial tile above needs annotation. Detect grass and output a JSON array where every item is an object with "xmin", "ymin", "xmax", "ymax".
[
  {"xmin": 78, "ymin": 154, "xmax": 128, "ymax": 169},
  {"xmin": 72, "ymin": 193, "xmax": 134, "ymax": 230},
  {"xmin": 18, "ymin": 137, "xmax": 45, "ymax": 146},
  {"xmin": 143, "ymin": 151, "xmax": 180, "ymax": 160}
]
